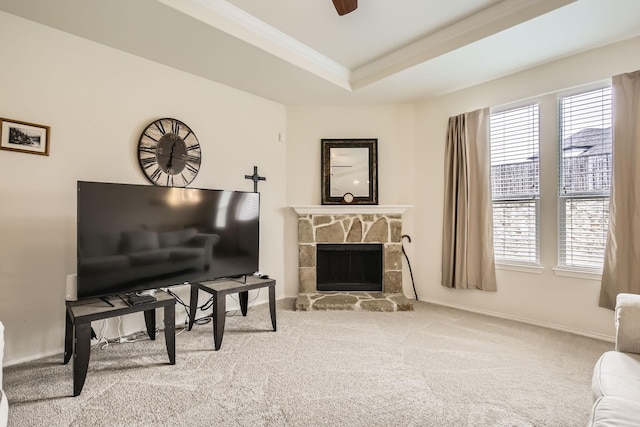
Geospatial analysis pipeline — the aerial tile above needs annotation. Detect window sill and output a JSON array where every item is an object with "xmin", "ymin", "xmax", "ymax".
[
  {"xmin": 495, "ymin": 263, "xmax": 544, "ymax": 274},
  {"xmin": 552, "ymin": 267, "xmax": 602, "ymax": 280}
]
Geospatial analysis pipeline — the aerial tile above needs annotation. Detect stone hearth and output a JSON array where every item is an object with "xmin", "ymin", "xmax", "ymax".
[
  {"xmin": 296, "ymin": 291, "xmax": 413, "ymax": 311},
  {"xmin": 292, "ymin": 205, "xmax": 413, "ymax": 312}
]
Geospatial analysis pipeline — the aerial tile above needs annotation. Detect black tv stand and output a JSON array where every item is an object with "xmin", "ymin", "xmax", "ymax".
[
  {"xmin": 188, "ymin": 276, "xmax": 276, "ymax": 350},
  {"xmin": 64, "ymin": 290, "xmax": 176, "ymax": 396}
]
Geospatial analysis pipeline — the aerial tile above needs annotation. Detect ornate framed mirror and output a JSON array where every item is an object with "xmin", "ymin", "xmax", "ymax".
[{"xmin": 321, "ymin": 138, "xmax": 378, "ymax": 205}]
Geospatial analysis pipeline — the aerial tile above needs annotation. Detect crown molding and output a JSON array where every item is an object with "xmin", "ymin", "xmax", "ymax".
[{"xmin": 157, "ymin": 0, "xmax": 575, "ymax": 94}]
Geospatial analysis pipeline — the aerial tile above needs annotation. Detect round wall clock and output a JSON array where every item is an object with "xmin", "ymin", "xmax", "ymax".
[
  {"xmin": 137, "ymin": 118, "xmax": 201, "ymax": 187},
  {"xmin": 343, "ymin": 192, "xmax": 354, "ymax": 203}
]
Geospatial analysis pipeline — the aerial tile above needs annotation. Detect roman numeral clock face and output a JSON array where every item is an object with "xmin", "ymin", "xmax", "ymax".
[{"xmin": 137, "ymin": 118, "xmax": 201, "ymax": 187}]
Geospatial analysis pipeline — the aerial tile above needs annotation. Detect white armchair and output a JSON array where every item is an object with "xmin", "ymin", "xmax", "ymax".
[
  {"xmin": 0, "ymin": 321, "xmax": 7, "ymax": 427},
  {"xmin": 588, "ymin": 293, "xmax": 640, "ymax": 426}
]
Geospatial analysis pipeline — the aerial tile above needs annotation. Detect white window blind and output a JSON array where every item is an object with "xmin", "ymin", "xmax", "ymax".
[
  {"xmin": 490, "ymin": 103, "xmax": 540, "ymax": 265},
  {"xmin": 558, "ymin": 86, "xmax": 611, "ymax": 270}
]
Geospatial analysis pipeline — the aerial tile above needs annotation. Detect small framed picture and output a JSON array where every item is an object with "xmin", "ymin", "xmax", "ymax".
[{"xmin": 0, "ymin": 118, "xmax": 50, "ymax": 156}]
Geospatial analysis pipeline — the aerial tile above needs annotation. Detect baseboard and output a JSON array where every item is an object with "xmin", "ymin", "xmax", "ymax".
[
  {"xmin": 4, "ymin": 348, "xmax": 62, "ymax": 367},
  {"xmin": 420, "ymin": 296, "xmax": 615, "ymax": 343}
]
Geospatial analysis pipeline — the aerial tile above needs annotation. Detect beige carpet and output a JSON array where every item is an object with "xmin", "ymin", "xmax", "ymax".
[{"xmin": 4, "ymin": 299, "xmax": 611, "ymax": 426}]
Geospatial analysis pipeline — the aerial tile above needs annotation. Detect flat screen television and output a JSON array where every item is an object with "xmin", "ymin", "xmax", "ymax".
[{"xmin": 76, "ymin": 181, "xmax": 260, "ymax": 299}]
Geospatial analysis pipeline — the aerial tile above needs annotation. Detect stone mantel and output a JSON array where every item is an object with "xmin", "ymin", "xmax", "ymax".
[{"xmin": 291, "ymin": 205, "xmax": 412, "ymax": 215}]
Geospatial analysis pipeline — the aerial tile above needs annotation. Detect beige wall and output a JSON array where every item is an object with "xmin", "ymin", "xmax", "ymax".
[
  {"xmin": 413, "ymin": 36, "xmax": 640, "ymax": 339},
  {"xmin": 0, "ymin": 12, "xmax": 287, "ymax": 364}
]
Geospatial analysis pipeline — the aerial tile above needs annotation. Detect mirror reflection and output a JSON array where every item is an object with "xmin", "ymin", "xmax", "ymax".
[{"xmin": 330, "ymin": 147, "xmax": 370, "ymax": 197}]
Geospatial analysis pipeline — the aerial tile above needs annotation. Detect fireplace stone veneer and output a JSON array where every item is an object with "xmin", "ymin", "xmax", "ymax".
[{"xmin": 292, "ymin": 205, "xmax": 413, "ymax": 311}]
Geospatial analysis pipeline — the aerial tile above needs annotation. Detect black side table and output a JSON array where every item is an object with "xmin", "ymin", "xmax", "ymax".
[
  {"xmin": 188, "ymin": 276, "xmax": 276, "ymax": 350},
  {"xmin": 63, "ymin": 291, "xmax": 176, "ymax": 396}
]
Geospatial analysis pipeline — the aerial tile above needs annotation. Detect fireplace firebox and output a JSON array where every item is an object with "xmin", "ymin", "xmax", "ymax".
[{"xmin": 316, "ymin": 243, "xmax": 383, "ymax": 292}]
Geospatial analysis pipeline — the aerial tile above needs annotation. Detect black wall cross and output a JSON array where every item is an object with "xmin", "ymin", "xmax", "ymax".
[{"xmin": 245, "ymin": 166, "xmax": 267, "ymax": 192}]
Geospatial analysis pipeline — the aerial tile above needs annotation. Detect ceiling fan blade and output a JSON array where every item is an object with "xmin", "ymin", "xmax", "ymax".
[{"xmin": 332, "ymin": 0, "xmax": 358, "ymax": 16}]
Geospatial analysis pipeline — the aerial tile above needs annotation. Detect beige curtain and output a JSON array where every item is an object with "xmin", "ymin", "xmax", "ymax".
[
  {"xmin": 441, "ymin": 108, "xmax": 497, "ymax": 291},
  {"xmin": 600, "ymin": 70, "xmax": 640, "ymax": 309}
]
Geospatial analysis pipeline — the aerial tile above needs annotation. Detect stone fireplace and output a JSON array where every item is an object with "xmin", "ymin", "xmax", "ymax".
[{"xmin": 292, "ymin": 205, "xmax": 413, "ymax": 311}]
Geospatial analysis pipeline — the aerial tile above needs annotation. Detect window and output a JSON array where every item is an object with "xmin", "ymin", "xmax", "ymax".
[
  {"xmin": 490, "ymin": 103, "xmax": 540, "ymax": 265},
  {"xmin": 558, "ymin": 87, "xmax": 612, "ymax": 270}
]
